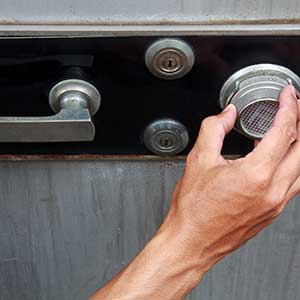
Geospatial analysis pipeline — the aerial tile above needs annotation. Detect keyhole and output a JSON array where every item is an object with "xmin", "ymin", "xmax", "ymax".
[
  {"xmin": 159, "ymin": 137, "xmax": 173, "ymax": 148},
  {"xmin": 164, "ymin": 57, "xmax": 177, "ymax": 70},
  {"xmin": 168, "ymin": 59, "xmax": 174, "ymax": 68}
]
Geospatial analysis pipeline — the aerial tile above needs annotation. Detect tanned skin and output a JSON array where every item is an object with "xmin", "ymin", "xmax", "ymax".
[{"xmin": 91, "ymin": 85, "xmax": 300, "ymax": 300}]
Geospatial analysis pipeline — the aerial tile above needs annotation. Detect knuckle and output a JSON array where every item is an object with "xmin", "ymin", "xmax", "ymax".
[
  {"xmin": 258, "ymin": 169, "xmax": 271, "ymax": 183},
  {"xmin": 279, "ymin": 124, "xmax": 297, "ymax": 143},
  {"xmin": 275, "ymin": 205, "xmax": 285, "ymax": 215},
  {"xmin": 263, "ymin": 192, "xmax": 286, "ymax": 208},
  {"xmin": 244, "ymin": 166, "xmax": 271, "ymax": 190},
  {"xmin": 255, "ymin": 174, "xmax": 270, "ymax": 190},
  {"xmin": 200, "ymin": 116, "xmax": 218, "ymax": 130},
  {"xmin": 186, "ymin": 149, "xmax": 210, "ymax": 169},
  {"xmin": 267, "ymin": 203, "xmax": 285, "ymax": 217},
  {"xmin": 286, "ymin": 125, "xmax": 297, "ymax": 142}
]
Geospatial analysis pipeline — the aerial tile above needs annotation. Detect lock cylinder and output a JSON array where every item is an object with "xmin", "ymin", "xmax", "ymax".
[
  {"xmin": 220, "ymin": 64, "xmax": 300, "ymax": 139},
  {"xmin": 143, "ymin": 119, "xmax": 189, "ymax": 156},
  {"xmin": 145, "ymin": 39, "xmax": 195, "ymax": 80}
]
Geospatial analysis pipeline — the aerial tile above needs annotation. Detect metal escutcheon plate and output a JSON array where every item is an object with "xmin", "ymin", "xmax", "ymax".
[{"xmin": 49, "ymin": 79, "xmax": 101, "ymax": 115}]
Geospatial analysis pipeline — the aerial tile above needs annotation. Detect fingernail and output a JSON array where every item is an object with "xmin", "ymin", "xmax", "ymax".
[
  {"xmin": 288, "ymin": 84, "xmax": 298, "ymax": 99},
  {"xmin": 281, "ymin": 85, "xmax": 298, "ymax": 108}
]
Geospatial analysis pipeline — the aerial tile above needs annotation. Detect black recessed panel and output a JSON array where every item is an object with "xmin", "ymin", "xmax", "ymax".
[{"xmin": 0, "ymin": 36, "xmax": 299, "ymax": 155}]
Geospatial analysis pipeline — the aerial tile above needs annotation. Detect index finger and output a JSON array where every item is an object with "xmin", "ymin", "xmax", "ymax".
[{"xmin": 246, "ymin": 85, "xmax": 298, "ymax": 173}]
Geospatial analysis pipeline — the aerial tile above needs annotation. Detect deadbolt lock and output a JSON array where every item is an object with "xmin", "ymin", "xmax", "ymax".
[
  {"xmin": 143, "ymin": 119, "xmax": 189, "ymax": 156},
  {"xmin": 145, "ymin": 39, "xmax": 195, "ymax": 80}
]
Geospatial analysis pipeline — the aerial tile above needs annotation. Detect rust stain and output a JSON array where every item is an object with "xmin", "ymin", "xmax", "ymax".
[
  {"xmin": 160, "ymin": 161, "xmax": 178, "ymax": 167},
  {"xmin": 0, "ymin": 154, "xmax": 241, "ymax": 161},
  {"xmin": 0, "ymin": 154, "xmax": 185, "ymax": 162}
]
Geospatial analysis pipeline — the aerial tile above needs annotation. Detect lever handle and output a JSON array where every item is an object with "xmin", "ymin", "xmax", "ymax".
[{"xmin": 0, "ymin": 79, "xmax": 101, "ymax": 142}]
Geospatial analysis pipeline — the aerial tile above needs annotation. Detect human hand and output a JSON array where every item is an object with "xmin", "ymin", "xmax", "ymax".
[
  {"xmin": 160, "ymin": 84, "xmax": 300, "ymax": 274},
  {"xmin": 91, "ymin": 85, "xmax": 300, "ymax": 300}
]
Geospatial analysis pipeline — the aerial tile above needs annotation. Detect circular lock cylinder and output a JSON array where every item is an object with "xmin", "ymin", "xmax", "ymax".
[
  {"xmin": 143, "ymin": 119, "xmax": 189, "ymax": 156},
  {"xmin": 220, "ymin": 64, "xmax": 300, "ymax": 139},
  {"xmin": 145, "ymin": 39, "xmax": 195, "ymax": 80}
]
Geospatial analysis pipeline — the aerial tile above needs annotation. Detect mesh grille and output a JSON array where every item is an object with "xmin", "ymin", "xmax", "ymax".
[{"xmin": 240, "ymin": 101, "xmax": 279, "ymax": 138}]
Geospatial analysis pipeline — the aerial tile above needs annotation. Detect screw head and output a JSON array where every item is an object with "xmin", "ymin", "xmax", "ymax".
[
  {"xmin": 145, "ymin": 39, "xmax": 195, "ymax": 80},
  {"xmin": 143, "ymin": 119, "xmax": 189, "ymax": 156}
]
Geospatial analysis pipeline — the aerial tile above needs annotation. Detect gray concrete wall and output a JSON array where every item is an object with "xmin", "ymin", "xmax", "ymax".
[{"xmin": 0, "ymin": 0, "xmax": 300, "ymax": 25}]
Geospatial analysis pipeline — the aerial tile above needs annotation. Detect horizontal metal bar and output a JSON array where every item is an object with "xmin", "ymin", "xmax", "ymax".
[
  {"xmin": 0, "ymin": 109, "xmax": 95, "ymax": 142},
  {"xmin": 0, "ymin": 154, "xmax": 242, "ymax": 161},
  {"xmin": 1, "ymin": 23, "xmax": 300, "ymax": 38}
]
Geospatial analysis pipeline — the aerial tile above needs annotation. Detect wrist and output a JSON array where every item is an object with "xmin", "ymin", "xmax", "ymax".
[
  {"xmin": 141, "ymin": 224, "xmax": 205, "ymax": 299},
  {"xmin": 91, "ymin": 221, "xmax": 206, "ymax": 300}
]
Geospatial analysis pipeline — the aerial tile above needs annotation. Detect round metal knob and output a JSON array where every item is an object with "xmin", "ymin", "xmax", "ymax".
[
  {"xmin": 49, "ymin": 79, "xmax": 101, "ymax": 115},
  {"xmin": 143, "ymin": 119, "xmax": 189, "ymax": 156},
  {"xmin": 220, "ymin": 64, "xmax": 300, "ymax": 139},
  {"xmin": 145, "ymin": 39, "xmax": 195, "ymax": 80}
]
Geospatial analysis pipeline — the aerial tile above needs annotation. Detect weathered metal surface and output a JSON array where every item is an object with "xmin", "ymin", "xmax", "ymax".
[
  {"xmin": 0, "ymin": 155, "xmax": 241, "ymax": 161},
  {"xmin": 0, "ymin": 2, "xmax": 299, "ymax": 300},
  {"xmin": 3, "ymin": 23, "xmax": 300, "ymax": 38},
  {"xmin": 0, "ymin": 160, "xmax": 299, "ymax": 300},
  {"xmin": 0, "ymin": 0, "xmax": 300, "ymax": 25}
]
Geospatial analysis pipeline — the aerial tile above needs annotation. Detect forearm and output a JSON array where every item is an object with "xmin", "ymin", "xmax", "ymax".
[
  {"xmin": 91, "ymin": 85, "xmax": 300, "ymax": 300},
  {"xmin": 90, "ymin": 223, "xmax": 206, "ymax": 300}
]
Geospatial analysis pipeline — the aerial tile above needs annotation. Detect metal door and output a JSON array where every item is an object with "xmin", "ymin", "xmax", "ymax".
[{"xmin": 1, "ymin": 1, "xmax": 300, "ymax": 299}]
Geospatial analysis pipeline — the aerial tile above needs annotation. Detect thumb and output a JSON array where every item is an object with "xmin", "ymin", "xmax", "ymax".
[{"xmin": 196, "ymin": 104, "xmax": 237, "ymax": 155}]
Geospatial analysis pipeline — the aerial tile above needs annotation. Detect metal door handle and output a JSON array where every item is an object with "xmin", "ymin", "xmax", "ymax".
[{"xmin": 0, "ymin": 79, "xmax": 101, "ymax": 142}]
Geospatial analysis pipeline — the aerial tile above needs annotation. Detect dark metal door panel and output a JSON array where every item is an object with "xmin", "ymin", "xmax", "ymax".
[
  {"xmin": 2, "ymin": 36, "xmax": 300, "ymax": 155},
  {"xmin": 0, "ymin": 160, "xmax": 299, "ymax": 300}
]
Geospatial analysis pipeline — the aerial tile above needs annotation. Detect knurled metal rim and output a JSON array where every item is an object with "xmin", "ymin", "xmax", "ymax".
[
  {"xmin": 231, "ymin": 80, "xmax": 284, "ymax": 115},
  {"xmin": 219, "ymin": 64, "xmax": 300, "ymax": 109},
  {"xmin": 49, "ymin": 79, "xmax": 101, "ymax": 115}
]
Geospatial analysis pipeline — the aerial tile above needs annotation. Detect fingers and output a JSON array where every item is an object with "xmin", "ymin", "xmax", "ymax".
[
  {"xmin": 268, "ymin": 120, "xmax": 300, "ymax": 201},
  {"xmin": 297, "ymin": 98, "xmax": 300, "ymax": 119},
  {"xmin": 254, "ymin": 97, "xmax": 300, "ymax": 149},
  {"xmin": 194, "ymin": 104, "xmax": 237, "ymax": 156},
  {"xmin": 246, "ymin": 85, "xmax": 298, "ymax": 174}
]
